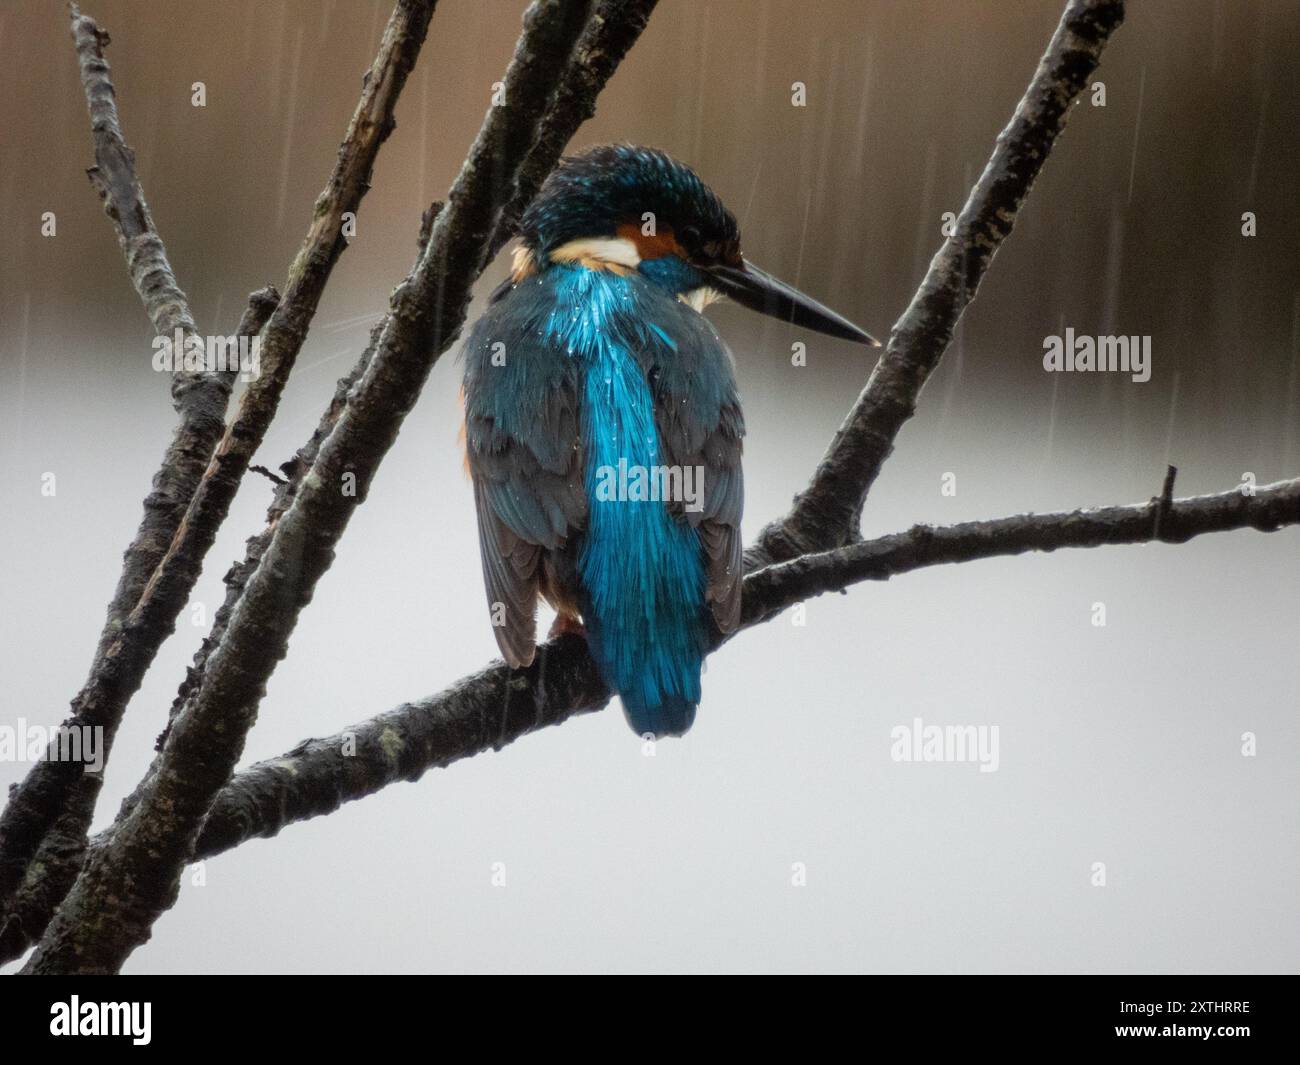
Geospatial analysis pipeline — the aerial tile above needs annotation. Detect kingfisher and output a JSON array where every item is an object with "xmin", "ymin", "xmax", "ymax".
[{"xmin": 462, "ymin": 144, "xmax": 878, "ymax": 738}]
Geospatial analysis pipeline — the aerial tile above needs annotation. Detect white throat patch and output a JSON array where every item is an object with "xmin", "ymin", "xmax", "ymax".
[
  {"xmin": 678, "ymin": 287, "xmax": 722, "ymax": 312},
  {"xmin": 548, "ymin": 236, "xmax": 642, "ymax": 272}
]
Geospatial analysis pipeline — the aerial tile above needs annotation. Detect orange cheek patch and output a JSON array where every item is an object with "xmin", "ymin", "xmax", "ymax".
[{"xmin": 616, "ymin": 222, "xmax": 685, "ymax": 261}]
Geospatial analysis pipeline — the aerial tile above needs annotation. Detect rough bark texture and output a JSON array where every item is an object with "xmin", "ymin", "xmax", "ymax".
[
  {"xmin": 740, "ymin": 476, "xmax": 1300, "ymax": 626},
  {"xmin": 0, "ymin": 288, "xmax": 277, "ymax": 965},
  {"xmin": 127, "ymin": 0, "xmax": 435, "ymax": 739},
  {"xmin": 184, "ymin": 476, "xmax": 1300, "ymax": 858},
  {"xmin": 0, "ymin": 0, "xmax": 435, "ymax": 958},
  {"xmin": 746, "ymin": 0, "xmax": 1127, "ymax": 569},
  {"xmin": 23, "ymin": 0, "xmax": 594, "ymax": 976},
  {"xmin": 0, "ymin": 5, "xmax": 225, "ymax": 913},
  {"xmin": 193, "ymin": 633, "xmax": 609, "ymax": 860},
  {"xmin": 160, "ymin": 315, "xmax": 393, "ymax": 749}
]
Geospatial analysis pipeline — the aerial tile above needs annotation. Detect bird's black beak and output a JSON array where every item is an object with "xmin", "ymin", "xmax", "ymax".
[{"xmin": 703, "ymin": 259, "xmax": 880, "ymax": 346}]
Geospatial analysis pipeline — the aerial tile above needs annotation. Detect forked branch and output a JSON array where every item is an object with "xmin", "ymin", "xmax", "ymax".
[
  {"xmin": 746, "ymin": 0, "xmax": 1127, "ymax": 568},
  {"xmin": 0, "ymin": 8, "xmax": 280, "ymax": 914},
  {"xmin": 0, "ymin": 0, "xmax": 436, "ymax": 956}
]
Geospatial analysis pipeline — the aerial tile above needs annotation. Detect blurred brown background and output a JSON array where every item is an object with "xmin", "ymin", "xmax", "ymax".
[
  {"xmin": 1, "ymin": 1, "xmax": 1296, "ymax": 974},
  {"xmin": 4, "ymin": 0, "xmax": 1299, "ymax": 453}
]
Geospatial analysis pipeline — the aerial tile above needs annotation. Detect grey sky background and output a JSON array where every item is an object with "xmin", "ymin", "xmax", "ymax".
[{"xmin": 1, "ymin": 0, "xmax": 1297, "ymax": 973}]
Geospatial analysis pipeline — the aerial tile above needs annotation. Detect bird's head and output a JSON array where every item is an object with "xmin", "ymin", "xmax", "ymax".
[{"xmin": 516, "ymin": 144, "xmax": 879, "ymax": 346}]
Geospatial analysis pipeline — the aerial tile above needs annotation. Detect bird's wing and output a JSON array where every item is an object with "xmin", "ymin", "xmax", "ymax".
[
  {"xmin": 462, "ymin": 278, "xmax": 586, "ymax": 667},
  {"xmin": 636, "ymin": 288, "xmax": 746, "ymax": 634}
]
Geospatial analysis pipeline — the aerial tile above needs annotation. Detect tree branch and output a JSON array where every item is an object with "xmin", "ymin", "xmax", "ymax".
[
  {"xmin": 187, "ymin": 477, "xmax": 1300, "ymax": 860},
  {"xmin": 746, "ymin": 0, "xmax": 1127, "ymax": 568},
  {"xmin": 741, "ymin": 477, "xmax": 1300, "ymax": 628},
  {"xmin": 70, "ymin": 2, "xmax": 194, "ymax": 340},
  {"xmin": 0, "ymin": 0, "xmax": 435, "ymax": 945},
  {"xmin": 0, "ymin": 285, "xmax": 276, "ymax": 963},
  {"xmin": 105, "ymin": 0, "xmax": 435, "ymax": 759},
  {"xmin": 0, "ymin": 5, "xmax": 230, "ymax": 910},
  {"xmin": 23, "ymin": 0, "xmax": 596, "ymax": 976}
]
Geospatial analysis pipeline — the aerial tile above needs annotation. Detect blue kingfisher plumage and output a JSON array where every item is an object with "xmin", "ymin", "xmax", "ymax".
[{"xmin": 462, "ymin": 145, "xmax": 878, "ymax": 737}]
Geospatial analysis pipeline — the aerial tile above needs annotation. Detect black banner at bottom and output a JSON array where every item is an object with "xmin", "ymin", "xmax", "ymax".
[{"xmin": 0, "ymin": 975, "xmax": 1290, "ymax": 1052}]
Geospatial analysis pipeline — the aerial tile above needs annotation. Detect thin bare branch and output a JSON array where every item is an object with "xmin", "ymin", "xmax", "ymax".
[
  {"xmin": 70, "ymin": 2, "xmax": 195, "ymax": 341},
  {"xmin": 746, "ymin": 0, "xmax": 1127, "ymax": 569},
  {"xmin": 0, "ymin": 0, "xmax": 435, "ymax": 938},
  {"xmin": 0, "ymin": 286, "xmax": 275, "ymax": 964},
  {"xmin": 741, "ymin": 477, "xmax": 1300, "ymax": 627},
  {"xmin": 247, "ymin": 465, "xmax": 288, "ymax": 487},
  {"xmin": 24, "ymin": 0, "xmax": 595, "ymax": 975},
  {"xmin": 103, "ymin": 0, "xmax": 436, "ymax": 755},
  {"xmin": 186, "ymin": 477, "xmax": 1300, "ymax": 859}
]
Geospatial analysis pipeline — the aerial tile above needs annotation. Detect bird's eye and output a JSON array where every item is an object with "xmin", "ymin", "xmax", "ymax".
[{"xmin": 678, "ymin": 225, "xmax": 702, "ymax": 252}]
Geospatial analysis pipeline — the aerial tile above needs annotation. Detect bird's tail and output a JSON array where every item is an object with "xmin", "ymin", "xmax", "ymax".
[
  {"xmin": 576, "ymin": 326, "xmax": 710, "ymax": 737},
  {"xmin": 582, "ymin": 607, "xmax": 702, "ymax": 738}
]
